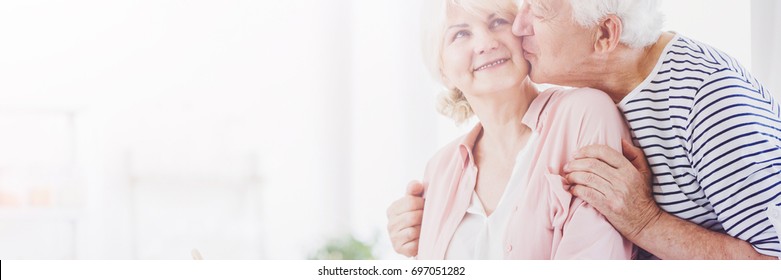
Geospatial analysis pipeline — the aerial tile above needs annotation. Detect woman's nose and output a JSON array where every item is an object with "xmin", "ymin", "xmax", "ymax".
[{"xmin": 475, "ymin": 33, "xmax": 500, "ymax": 54}]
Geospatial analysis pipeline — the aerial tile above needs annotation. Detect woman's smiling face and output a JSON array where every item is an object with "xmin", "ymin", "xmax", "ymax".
[{"xmin": 440, "ymin": 4, "xmax": 529, "ymax": 98}]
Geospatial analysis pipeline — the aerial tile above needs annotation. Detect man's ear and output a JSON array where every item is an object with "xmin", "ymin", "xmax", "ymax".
[{"xmin": 594, "ymin": 14, "xmax": 622, "ymax": 54}]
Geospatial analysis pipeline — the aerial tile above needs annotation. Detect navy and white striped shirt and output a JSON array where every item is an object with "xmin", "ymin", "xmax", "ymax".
[{"xmin": 618, "ymin": 34, "xmax": 781, "ymax": 257}]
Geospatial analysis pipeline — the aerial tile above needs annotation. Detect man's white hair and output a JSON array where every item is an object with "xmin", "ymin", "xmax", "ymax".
[{"xmin": 568, "ymin": 0, "xmax": 664, "ymax": 48}]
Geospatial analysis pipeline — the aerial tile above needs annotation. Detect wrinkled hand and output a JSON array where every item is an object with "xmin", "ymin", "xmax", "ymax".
[
  {"xmin": 386, "ymin": 181, "xmax": 425, "ymax": 257},
  {"xmin": 563, "ymin": 140, "xmax": 662, "ymax": 240}
]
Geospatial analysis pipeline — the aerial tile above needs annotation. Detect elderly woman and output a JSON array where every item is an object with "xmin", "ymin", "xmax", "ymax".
[{"xmin": 408, "ymin": 0, "xmax": 632, "ymax": 259}]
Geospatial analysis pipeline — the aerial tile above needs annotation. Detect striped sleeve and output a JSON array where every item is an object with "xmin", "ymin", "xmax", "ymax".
[
  {"xmin": 688, "ymin": 69, "xmax": 781, "ymax": 257},
  {"xmin": 769, "ymin": 204, "xmax": 781, "ymax": 259}
]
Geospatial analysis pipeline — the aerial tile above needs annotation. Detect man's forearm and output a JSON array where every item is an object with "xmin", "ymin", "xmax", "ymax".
[{"xmin": 633, "ymin": 211, "xmax": 775, "ymax": 259}]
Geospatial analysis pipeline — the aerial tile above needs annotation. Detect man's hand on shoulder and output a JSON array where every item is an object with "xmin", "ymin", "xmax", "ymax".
[{"xmin": 563, "ymin": 140, "xmax": 662, "ymax": 241}]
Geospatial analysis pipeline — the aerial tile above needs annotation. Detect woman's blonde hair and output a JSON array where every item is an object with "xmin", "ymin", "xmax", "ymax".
[{"xmin": 421, "ymin": 0, "xmax": 519, "ymax": 125}]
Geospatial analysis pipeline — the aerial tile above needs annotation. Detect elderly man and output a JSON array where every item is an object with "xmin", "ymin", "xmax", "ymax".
[{"xmin": 388, "ymin": 0, "xmax": 781, "ymax": 259}]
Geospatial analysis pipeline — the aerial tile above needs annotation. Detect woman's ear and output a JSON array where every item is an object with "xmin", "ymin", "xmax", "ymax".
[
  {"xmin": 440, "ymin": 69, "xmax": 455, "ymax": 89},
  {"xmin": 594, "ymin": 14, "xmax": 622, "ymax": 54}
]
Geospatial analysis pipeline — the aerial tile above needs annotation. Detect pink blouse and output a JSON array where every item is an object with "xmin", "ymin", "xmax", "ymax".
[{"xmin": 417, "ymin": 87, "xmax": 634, "ymax": 259}]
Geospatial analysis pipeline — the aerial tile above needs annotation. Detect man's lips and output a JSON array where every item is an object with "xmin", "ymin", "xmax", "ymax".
[
  {"xmin": 522, "ymin": 49, "xmax": 534, "ymax": 59},
  {"xmin": 473, "ymin": 58, "xmax": 510, "ymax": 72},
  {"xmin": 521, "ymin": 43, "xmax": 535, "ymax": 57}
]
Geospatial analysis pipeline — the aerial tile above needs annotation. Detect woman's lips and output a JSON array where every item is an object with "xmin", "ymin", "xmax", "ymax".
[{"xmin": 473, "ymin": 58, "xmax": 510, "ymax": 72}]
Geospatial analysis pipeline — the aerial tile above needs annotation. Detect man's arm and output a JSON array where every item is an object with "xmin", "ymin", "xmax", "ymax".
[
  {"xmin": 564, "ymin": 141, "xmax": 776, "ymax": 259},
  {"xmin": 636, "ymin": 206, "xmax": 773, "ymax": 259}
]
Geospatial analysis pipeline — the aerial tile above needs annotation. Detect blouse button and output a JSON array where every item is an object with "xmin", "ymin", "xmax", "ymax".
[{"xmin": 506, "ymin": 244, "xmax": 513, "ymax": 252}]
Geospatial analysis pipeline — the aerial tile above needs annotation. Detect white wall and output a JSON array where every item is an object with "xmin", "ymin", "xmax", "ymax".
[
  {"xmin": 661, "ymin": 0, "xmax": 752, "ymax": 70},
  {"xmin": 752, "ymin": 0, "xmax": 781, "ymax": 99},
  {"xmin": 0, "ymin": 0, "xmax": 363, "ymax": 259},
  {"xmin": 661, "ymin": 0, "xmax": 781, "ymax": 100}
]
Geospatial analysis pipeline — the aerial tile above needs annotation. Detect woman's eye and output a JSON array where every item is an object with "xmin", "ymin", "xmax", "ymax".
[
  {"xmin": 453, "ymin": 30, "xmax": 470, "ymax": 40},
  {"xmin": 490, "ymin": 18, "xmax": 509, "ymax": 28}
]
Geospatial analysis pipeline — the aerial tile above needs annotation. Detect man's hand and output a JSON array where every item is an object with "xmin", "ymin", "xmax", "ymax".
[
  {"xmin": 386, "ymin": 181, "xmax": 425, "ymax": 257},
  {"xmin": 563, "ymin": 140, "xmax": 663, "ymax": 241}
]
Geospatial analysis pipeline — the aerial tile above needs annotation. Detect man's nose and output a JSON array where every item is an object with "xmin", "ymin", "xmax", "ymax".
[{"xmin": 512, "ymin": 4, "xmax": 533, "ymax": 37}]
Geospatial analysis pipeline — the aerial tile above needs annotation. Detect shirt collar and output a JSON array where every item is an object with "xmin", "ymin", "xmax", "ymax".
[
  {"xmin": 457, "ymin": 123, "xmax": 483, "ymax": 169},
  {"xmin": 456, "ymin": 90, "xmax": 553, "ymax": 168},
  {"xmin": 521, "ymin": 89, "xmax": 554, "ymax": 131}
]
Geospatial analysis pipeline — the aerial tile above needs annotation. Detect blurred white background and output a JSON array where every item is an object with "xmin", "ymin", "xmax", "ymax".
[{"xmin": 0, "ymin": 0, "xmax": 778, "ymax": 259}]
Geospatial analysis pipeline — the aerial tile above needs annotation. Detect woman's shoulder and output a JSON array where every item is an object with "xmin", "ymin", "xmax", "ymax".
[
  {"xmin": 545, "ymin": 87, "xmax": 617, "ymax": 113},
  {"xmin": 533, "ymin": 86, "xmax": 629, "ymax": 152},
  {"xmin": 540, "ymin": 87, "xmax": 623, "ymax": 125}
]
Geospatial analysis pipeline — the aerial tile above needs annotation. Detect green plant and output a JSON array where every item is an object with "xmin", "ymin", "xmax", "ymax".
[{"xmin": 308, "ymin": 234, "xmax": 375, "ymax": 260}]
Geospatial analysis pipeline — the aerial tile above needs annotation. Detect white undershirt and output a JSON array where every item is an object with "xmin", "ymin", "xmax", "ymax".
[{"xmin": 444, "ymin": 132, "xmax": 537, "ymax": 259}]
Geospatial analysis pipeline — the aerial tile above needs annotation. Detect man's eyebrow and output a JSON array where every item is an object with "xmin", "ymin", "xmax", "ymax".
[{"xmin": 533, "ymin": 0, "xmax": 551, "ymax": 13}]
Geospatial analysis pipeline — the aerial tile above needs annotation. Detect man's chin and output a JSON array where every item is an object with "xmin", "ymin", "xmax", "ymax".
[{"xmin": 528, "ymin": 70, "xmax": 550, "ymax": 85}]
